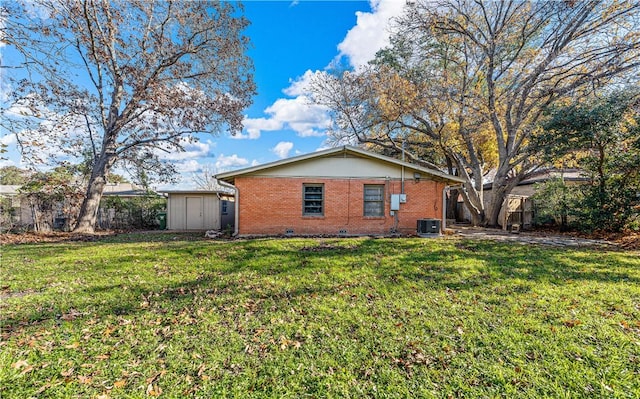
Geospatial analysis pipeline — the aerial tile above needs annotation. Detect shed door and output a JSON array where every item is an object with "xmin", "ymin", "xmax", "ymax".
[{"xmin": 186, "ymin": 196, "xmax": 204, "ymax": 230}]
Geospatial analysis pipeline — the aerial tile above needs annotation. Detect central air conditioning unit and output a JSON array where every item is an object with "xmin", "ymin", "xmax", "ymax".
[{"xmin": 417, "ymin": 219, "xmax": 441, "ymax": 236}]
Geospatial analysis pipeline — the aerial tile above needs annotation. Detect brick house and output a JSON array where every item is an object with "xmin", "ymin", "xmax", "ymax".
[{"xmin": 215, "ymin": 146, "xmax": 465, "ymax": 236}]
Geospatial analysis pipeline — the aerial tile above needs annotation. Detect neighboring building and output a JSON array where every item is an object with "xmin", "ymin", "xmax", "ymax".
[
  {"xmin": 1, "ymin": 183, "xmax": 163, "ymax": 231},
  {"xmin": 215, "ymin": 145, "xmax": 465, "ymax": 236},
  {"xmin": 458, "ymin": 169, "xmax": 589, "ymax": 229},
  {"xmin": 0, "ymin": 185, "xmax": 32, "ymax": 230},
  {"xmin": 162, "ymin": 190, "xmax": 234, "ymax": 231},
  {"xmin": 98, "ymin": 183, "xmax": 165, "ymax": 230}
]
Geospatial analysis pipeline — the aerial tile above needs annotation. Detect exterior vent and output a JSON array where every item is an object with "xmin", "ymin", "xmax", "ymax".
[
  {"xmin": 338, "ymin": 229, "xmax": 348, "ymax": 235},
  {"xmin": 417, "ymin": 219, "xmax": 441, "ymax": 236},
  {"xmin": 285, "ymin": 228, "xmax": 294, "ymax": 235}
]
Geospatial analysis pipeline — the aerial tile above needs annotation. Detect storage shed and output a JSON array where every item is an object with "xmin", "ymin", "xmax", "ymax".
[{"xmin": 162, "ymin": 190, "xmax": 234, "ymax": 231}]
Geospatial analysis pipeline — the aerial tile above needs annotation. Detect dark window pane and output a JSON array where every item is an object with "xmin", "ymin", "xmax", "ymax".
[{"xmin": 303, "ymin": 184, "xmax": 324, "ymax": 216}]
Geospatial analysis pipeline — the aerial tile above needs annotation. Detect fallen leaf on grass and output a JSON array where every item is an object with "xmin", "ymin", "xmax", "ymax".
[
  {"xmin": 146, "ymin": 383, "xmax": 162, "ymax": 396},
  {"xmin": 11, "ymin": 359, "xmax": 34, "ymax": 374},
  {"xmin": 78, "ymin": 375, "xmax": 92, "ymax": 384},
  {"xmin": 146, "ymin": 370, "xmax": 166, "ymax": 384},
  {"xmin": 114, "ymin": 380, "xmax": 127, "ymax": 388},
  {"xmin": 61, "ymin": 309, "xmax": 82, "ymax": 321},
  {"xmin": 11, "ymin": 359, "xmax": 28, "ymax": 369},
  {"xmin": 35, "ymin": 383, "xmax": 50, "ymax": 395},
  {"xmin": 563, "ymin": 319, "xmax": 582, "ymax": 328},
  {"xmin": 21, "ymin": 365, "xmax": 34, "ymax": 374},
  {"xmin": 61, "ymin": 368, "xmax": 74, "ymax": 377}
]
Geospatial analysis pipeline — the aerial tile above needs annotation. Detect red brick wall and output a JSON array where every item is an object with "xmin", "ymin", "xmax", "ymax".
[{"xmin": 235, "ymin": 176, "xmax": 445, "ymax": 235}]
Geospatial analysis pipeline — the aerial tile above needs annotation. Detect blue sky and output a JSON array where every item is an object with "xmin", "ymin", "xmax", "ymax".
[{"xmin": 0, "ymin": 0, "xmax": 408, "ymax": 188}]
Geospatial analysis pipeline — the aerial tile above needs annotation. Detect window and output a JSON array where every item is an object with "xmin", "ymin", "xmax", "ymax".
[
  {"xmin": 303, "ymin": 184, "xmax": 324, "ymax": 216},
  {"xmin": 364, "ymin": 185, "xmax": 384, "ymax": 217},
  {"xmin": 221, "ymin": 201, "xmax": 228, "ymax": 215}
]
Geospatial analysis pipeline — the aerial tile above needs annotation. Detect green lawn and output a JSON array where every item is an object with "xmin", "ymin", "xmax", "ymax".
[{"xmin": 1, "ymin": 234, "xmax": 639, "ymax": 398}]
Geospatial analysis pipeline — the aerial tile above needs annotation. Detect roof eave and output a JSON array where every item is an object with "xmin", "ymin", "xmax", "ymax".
[{"xmin": 215, "ymin": 145, "xmax": 465, "ymax": 184}]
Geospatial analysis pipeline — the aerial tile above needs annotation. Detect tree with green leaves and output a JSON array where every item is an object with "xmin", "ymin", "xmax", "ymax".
[
  {"xmin": 531, "ymin": 177, "xmax": 574, "ymax": 230},
  {"xmin": 18, "ymin": 166, "xmax": 85, "ymax": 232},
  {"xmin": 0, "ymin": 166, "xmax": 30, "ymax": 185},
  {"xmin": 2, "ymin": 0, "xmax": 255, "ymax": 233},
  {"xmin": 537, "ymin": 91, "xmax": 640, "ymax": 232}
]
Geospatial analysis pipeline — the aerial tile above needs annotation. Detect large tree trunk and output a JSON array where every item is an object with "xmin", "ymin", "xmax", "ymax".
[
  {"xmin": 484, "ymin": 170, "xmax": 525, "ymax": 227},
  {"xmin": 485, "ymin": 185, "xmax": 507, "ymax": 228},
  {"xmin": 448, "ymin": 151, "xmax": 485, "ymax": 226},
  {"xmin": 73, "ymin": 154, "xmax": 115, "ymax": 233},
  {"xmin": 457, "ymin": 181, "xmax": 484, "ymax": 226}
]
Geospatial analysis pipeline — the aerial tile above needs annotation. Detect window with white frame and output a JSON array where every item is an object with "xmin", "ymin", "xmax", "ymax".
[{"xmin": 364, "ymin": 184, "xmax": 384, "ymax": 217}]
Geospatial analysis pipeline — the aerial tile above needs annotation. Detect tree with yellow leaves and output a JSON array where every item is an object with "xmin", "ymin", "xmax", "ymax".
[{"xmin": 312, "ymin": 0, "xmax": 640, "ymax": 226}]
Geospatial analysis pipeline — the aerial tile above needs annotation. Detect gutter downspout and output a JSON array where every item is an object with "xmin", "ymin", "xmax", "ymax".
[
  {"xmin": 217, "ymin": 179, "xmax": 239, "ymax": 236},
  {"xmin": 442, "ymin": 185, "xmax": 447, "ymax": 233},
  {"xmin": 401, "ymin": 141, "xmax": 405, "ymax": 194}
]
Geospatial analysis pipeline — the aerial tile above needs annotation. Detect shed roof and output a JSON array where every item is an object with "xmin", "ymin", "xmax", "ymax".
[
  {"xmin": 102, "ymin": 189, "xmax": 157, "ymax": 197},
  {"xmin": 160, "ymin": 190, "xmax": 232, "ymax": 195},
  {"xmin": 215, "ymin": 145, "xmax": 465, "ymax": 184},
  {"xmin": 0, "ymin": 185, "xmax": 21, "ymax": 195}
]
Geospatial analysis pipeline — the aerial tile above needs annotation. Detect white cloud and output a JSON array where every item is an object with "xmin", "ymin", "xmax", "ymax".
[
  {"xmin": 234, "ymin": 117, "xmax": 283, "ymax": 140},
  {"xmin": 236, "ymin": 1, "xmax": 405, "ymax": 141},
  {"xmin": 264, "ymin": 96, "xmax": 331, "ymax": 137},
  {"xmin": 0, "ymin": 158, "xmax": 17, "ymax": 168},
  {"xmin": 173, "ymin": 159, "xmax": 202, "ymax": 174},
  {"xmin": 283, "ymin": 70, "xmax": 316, "ymax": 97},
  {"xmin": 0, "ymin": 76, "xmax": 10, "ymax": 103},
  {"xmin": 22, "ymin": 0, "xmax": 52, "ymax": 19},
  {"xmin": 337, "ymin": 0, "xmax": 406, "ymax": 69},
  {"xmin": 3, "ymin": 93, "xmax": 49, "ymax": 118},
  {"xmin": 215, "ymin": 153, "xmax": 249, "ymax": 171},
  {"xmin": 157, "ymin": 138, "xmax": 212, "ymax": 161},
  {"xmin": 239, "ymin": 80, "xmax": 332, "ymax": 139},
  {"xmin": 0, "ymin": 132, "xmax": 17, "ymax": 146},
  {"xmin": 272, "ymin": 141, "xmax": 294, "ymax": 159}
]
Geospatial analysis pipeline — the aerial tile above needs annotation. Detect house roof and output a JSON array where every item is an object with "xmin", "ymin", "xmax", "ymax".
[
  {"xmin": 215, "ymin": 145, "xmax": 466, "ymax": 184},
  {"xmin": 482, "ymin": 168, "xmax": 589, "ymax": 190},
  {"xmin": 102, "ymin": 189, "xmax": 157, "ymax": 197},
  {"xmin": 0, "ymin": 183, "xmax": 157, "ymax": 198}
]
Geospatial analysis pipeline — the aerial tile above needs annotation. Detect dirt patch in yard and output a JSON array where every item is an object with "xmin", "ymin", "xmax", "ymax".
[
  {"xmin": 0, "ymin": 231, "xmax": 114, "ymax": 245},
  {"xmin": 590, "ymin": 230, "xmax": 640, "ymax": 250},
  {"xmin": 449, "ymin": 225, "xmax": 640, "ymax": 250},
  {"xmin": 533, "ymin": 228, "xmax": 640, "ymax": 250},
  {"xmin": 1, "ymin": 228, "xmax": 638, "ymax": 250}
]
